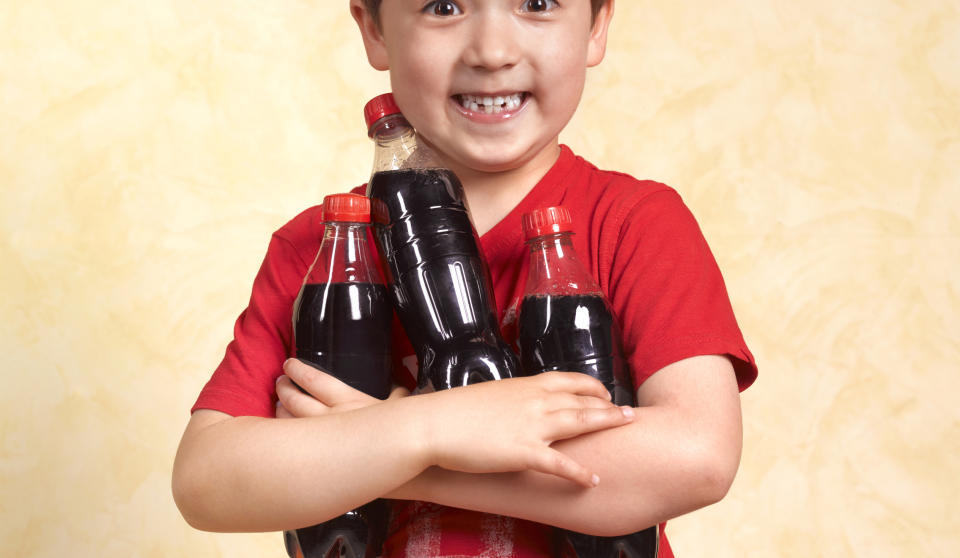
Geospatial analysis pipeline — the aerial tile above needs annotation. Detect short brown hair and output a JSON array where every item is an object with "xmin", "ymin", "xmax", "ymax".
[{"xmin": 362, "ymin": 0, "xmax": 609, "ymax": 27}]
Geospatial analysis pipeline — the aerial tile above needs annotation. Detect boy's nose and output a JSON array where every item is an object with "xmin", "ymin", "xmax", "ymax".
[{"xmin": 461, "ymin": 15, "xmax": 521, "ymax": 71}]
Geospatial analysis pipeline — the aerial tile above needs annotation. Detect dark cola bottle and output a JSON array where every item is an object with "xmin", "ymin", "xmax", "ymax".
[
  {"xmin": 517, "ymin": 206, "xmax": 659, "ymax": 558},
  {"xmin": 363, "ymin": 93, "xmax": 518, "ymax": 392},
  {"xmin": 283, "ymin": 193, "xmax": 391, "ymax": 558}
]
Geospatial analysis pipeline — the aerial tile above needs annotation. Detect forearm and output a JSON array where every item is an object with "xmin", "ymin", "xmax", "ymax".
[
  {"xmin": 389, "ymin": 357, "xmax": 743, "ymax": 535},
  {"xmin": 172, "ymin": 400, "xmax": 430, "ymax": 533},
  {"xmin": 390, "ymin": 407, "xmax": 735, "ymax": 535}
]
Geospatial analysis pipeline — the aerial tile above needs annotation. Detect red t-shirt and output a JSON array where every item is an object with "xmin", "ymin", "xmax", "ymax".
[{"xmin": 193, "ymin": 145, "xmax": 757, "ymax": 557}]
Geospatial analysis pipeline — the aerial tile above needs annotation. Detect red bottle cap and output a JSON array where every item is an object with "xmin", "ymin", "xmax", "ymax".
[
  {"xmin": 364, "ymin": 93, "xmax": 402, "ymax": 135},
  {"xmin": 322, "ymin": 193, "xmax": 371, "ymax": 223},
  {"xmin": 522, "ymin": 206, "xmax": 573, "ymax": 240}
]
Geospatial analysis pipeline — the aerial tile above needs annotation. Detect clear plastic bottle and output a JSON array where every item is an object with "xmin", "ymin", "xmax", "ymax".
[
  {"xmin": 363, "ymin": 93, "xmax": 518, "ymax": 392},
  {"xmin": 517, "ymin": 206, "xmax": 659, "ymax": 558},
  {"xmin": 283, "ymin": 193, "xmax": 391, "ymax": 558}
]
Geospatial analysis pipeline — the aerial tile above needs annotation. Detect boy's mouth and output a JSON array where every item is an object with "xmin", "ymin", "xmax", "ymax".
[{"xmin": 454, "ymin": 92, "xmax": 528, "ymax": 114}]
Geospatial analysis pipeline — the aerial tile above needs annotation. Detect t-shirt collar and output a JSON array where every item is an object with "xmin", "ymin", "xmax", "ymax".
[{"xmin": 480, "ymin": 144, "xmax": 578, "ymax": 258}]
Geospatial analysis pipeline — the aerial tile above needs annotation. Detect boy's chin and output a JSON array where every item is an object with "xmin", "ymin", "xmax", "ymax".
[
  {"xmin": 463, "ymin": 158, "xmax": 524, "ymax": 174},
  {"xmin": 447, "ymin": 144, "xmax": 548, "ymax": 175}
]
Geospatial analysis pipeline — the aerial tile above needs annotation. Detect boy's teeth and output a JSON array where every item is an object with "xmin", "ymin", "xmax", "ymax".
[{"xmin": 457, "ymin": 93, "xmax": 524, "ymax": 112}]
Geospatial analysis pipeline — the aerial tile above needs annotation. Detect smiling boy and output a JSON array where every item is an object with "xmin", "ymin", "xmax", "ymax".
[{"xmin": 173, "ymin": 2, "xmax": 757, "ymax": 557}]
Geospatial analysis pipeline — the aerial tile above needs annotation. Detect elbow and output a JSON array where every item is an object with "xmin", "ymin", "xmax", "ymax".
[
  {"xmin": 171, "ymin": 463, "xmax": 205, "ymax": 531},
  {"xmin": 600, "ymin": 441, "xmax": 740, "ymax": 536},
  {"xmin": 172, "ymin": 452, "xmax": 221, "ymax": 532},
  {"xmin": 694, "ymin": 450, "xmax": 738, "ymax": 507},
  {"xmin": 685, "ymin": 435, "xmax": 741, "ymax": 511}
]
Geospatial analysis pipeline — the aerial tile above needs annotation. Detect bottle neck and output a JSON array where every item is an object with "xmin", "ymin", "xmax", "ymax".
[
  {"xmin": 369, "ymin": 114, "xmax": 419, "ymax": 174},
  {"xmin": 305, "ymin": 222, "xmax": 383, "ymax": 285},
  {"xmin": 525, "ymin": 232, "xmax": 601, "ymax": 297}
]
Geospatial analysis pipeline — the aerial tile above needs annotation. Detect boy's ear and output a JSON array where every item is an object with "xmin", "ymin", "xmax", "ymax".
[
  {"xmin": 586, "ymin": 0, "xmax": 615, "ymax": 67},
  {"xmin": 350, "ymin": 0, "xmax": 390, "ymax": 71}
]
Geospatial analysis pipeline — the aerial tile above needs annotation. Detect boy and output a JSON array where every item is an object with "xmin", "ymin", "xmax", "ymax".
[{"xmin": 172, "ymin": 1, "xmax": 757, "ymax": 556}]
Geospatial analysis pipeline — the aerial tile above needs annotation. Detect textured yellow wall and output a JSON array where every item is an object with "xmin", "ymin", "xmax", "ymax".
[{"xmin": 1, "ymin": 0, "xmax": 957, "ymax": 556}]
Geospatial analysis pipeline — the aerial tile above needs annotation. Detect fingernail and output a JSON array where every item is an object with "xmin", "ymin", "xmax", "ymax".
[
  {"xmin": 591, "ymin": 474, "xmax": 600, "ymax": 487},
  {"xmin": 276, "ymin": 374, "xmax": 285, "ymax": 384},
  {"xmin": 621, "ymin": 406, "xmax": 635, "ymax": 419}
]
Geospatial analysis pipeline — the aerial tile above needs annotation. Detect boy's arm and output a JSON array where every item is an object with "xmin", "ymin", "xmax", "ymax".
[
  {"xmin": 172, "ymin": 364, "xmax": 635, "ymax": 533},
  {"xmin": 383, "ymin": 354, "xmax": 742, "ymax": 536},
  {"xmin": 173, "ymin": 402, "xmax": 427, "ymax": 533}
]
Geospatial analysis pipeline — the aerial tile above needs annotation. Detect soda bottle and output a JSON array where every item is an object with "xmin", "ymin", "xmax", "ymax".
[
  {"xmin": 517, "ymin": 206, "xmax": 659, "ymax": 558},
  {"xmin": 283, "ymin": 193, "xmax": 391, "ymax": 558},
  {"xmin": 363, "ymin": 93, "xmax": 519, "ymax": 392}
]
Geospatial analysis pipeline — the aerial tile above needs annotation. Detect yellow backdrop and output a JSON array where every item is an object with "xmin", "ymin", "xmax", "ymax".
[{"xmin": 1, "ymin": 0, "xmax": 957, "ymax": 556}]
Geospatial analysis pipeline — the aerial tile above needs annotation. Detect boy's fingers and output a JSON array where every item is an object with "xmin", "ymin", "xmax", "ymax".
[
  {"xmin": 283, "ymin": 358, "xmax": 373, "ymax": 405},
  {"xmin": 275, "ymin": 374, "xmax": 300, "ymax": 397},
  {"xmin": 282, "ymin": 358, "xmax": 328, "ymax": 398},
  {"xmin": 547, "ymin": 392, "xmax": 617, "ymax": 412},
  {"xmin": 275, "ymin": 401, "xmax": 294, "ymax": 419},
  {"xmin": 546, "ymin": 406, "xmax": 636, "ymax": 441},
  {"xmin": 538, "ymin": 371, "xmax": 611, "ymax": 401},
  {"xmin": 529, "ymin": 448, "xmax": 599, "ymax": 489},
  {"xmin": 387, "ymin": 385, "xmax": 411, "ymax": 400},
  {"xmin": 276, "ymin": 375, "xmax": 329, "ymax": 417},
  {"xmin": 275, "ymin": 375, "xmax": 312, "ymax": 404}
]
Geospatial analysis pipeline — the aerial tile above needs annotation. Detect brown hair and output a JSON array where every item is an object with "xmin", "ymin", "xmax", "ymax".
[{"xmin": 362, "ymin": 0, "xmax": 609, "ymax": 27}]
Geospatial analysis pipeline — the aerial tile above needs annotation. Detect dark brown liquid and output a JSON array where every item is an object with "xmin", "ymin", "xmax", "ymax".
[
  {"xmin": 519, "ymin": 294, "xmax": 633, "ymax": 406},
  {"xmin": 293, "ymin": 282, "xmax": 392, "ymax": 399},
  {"xmin": 368, "ymin": 168, "xmax": 518, "ymax": 392}
]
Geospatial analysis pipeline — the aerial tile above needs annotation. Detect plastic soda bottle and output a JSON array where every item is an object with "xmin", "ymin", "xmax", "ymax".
[
  {"xmin": 517, "ymin": 206, "xmax": 659, "ymax": 558},
  {"xmin": 363, "ymin": 93, "xmax": 519, "ymax": 392},
  {"xmin": 283, "ymin": 193, "xmax": 391, "ymax": 558}
]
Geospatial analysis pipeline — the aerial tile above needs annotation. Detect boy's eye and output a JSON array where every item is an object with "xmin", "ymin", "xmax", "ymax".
[
  {"xmin": 424, "ymin": 1, "xmax": 463, "ymax": 16},
  {"xmin": 521, "ymin": 0, "xmax": 559, "ymax": 12}
]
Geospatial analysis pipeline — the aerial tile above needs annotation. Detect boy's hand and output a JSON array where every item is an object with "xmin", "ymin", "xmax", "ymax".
[
  {"xmin": 275, "ymin": 358, "xmax": 409, "ymax": 418},
  {"xmin": 419, "ymin": 371, "xmax": 636, "ymax": 489}
]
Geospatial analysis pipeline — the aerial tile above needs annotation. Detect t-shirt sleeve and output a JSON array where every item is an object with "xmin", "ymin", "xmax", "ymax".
[
  {"xmin": 606, "ymin": 189, "xmax": 757, "ymax": 392},
  {"xmin": 191, "ymin": 233, "xmax": 309, "ymax": 417}
]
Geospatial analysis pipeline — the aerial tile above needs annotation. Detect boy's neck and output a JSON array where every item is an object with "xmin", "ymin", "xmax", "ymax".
[{"xmin": 443, "ymin": 143, "xmax": 562, "ymax": 237}]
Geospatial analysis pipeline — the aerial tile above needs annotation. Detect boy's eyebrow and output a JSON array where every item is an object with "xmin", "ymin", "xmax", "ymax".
[{"xmin": 363, "ymin": 0, "xmax": 609, "ymax": 23}]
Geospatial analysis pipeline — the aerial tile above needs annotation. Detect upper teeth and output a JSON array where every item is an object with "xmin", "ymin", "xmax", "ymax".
[{"xmin": 458, "ymin": 93, "xmax": 523, "ymax": 113}]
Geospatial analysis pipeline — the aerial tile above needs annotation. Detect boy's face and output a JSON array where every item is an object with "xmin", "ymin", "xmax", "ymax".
[{"xmin": 351, "ymin": 0, "xmax": 613, "ymax": 174}]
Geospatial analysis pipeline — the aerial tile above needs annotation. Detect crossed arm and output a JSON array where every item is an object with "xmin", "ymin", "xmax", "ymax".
[{"xmin": 172, "ymin": 354, "xmax": 742, "ymax": 536}]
